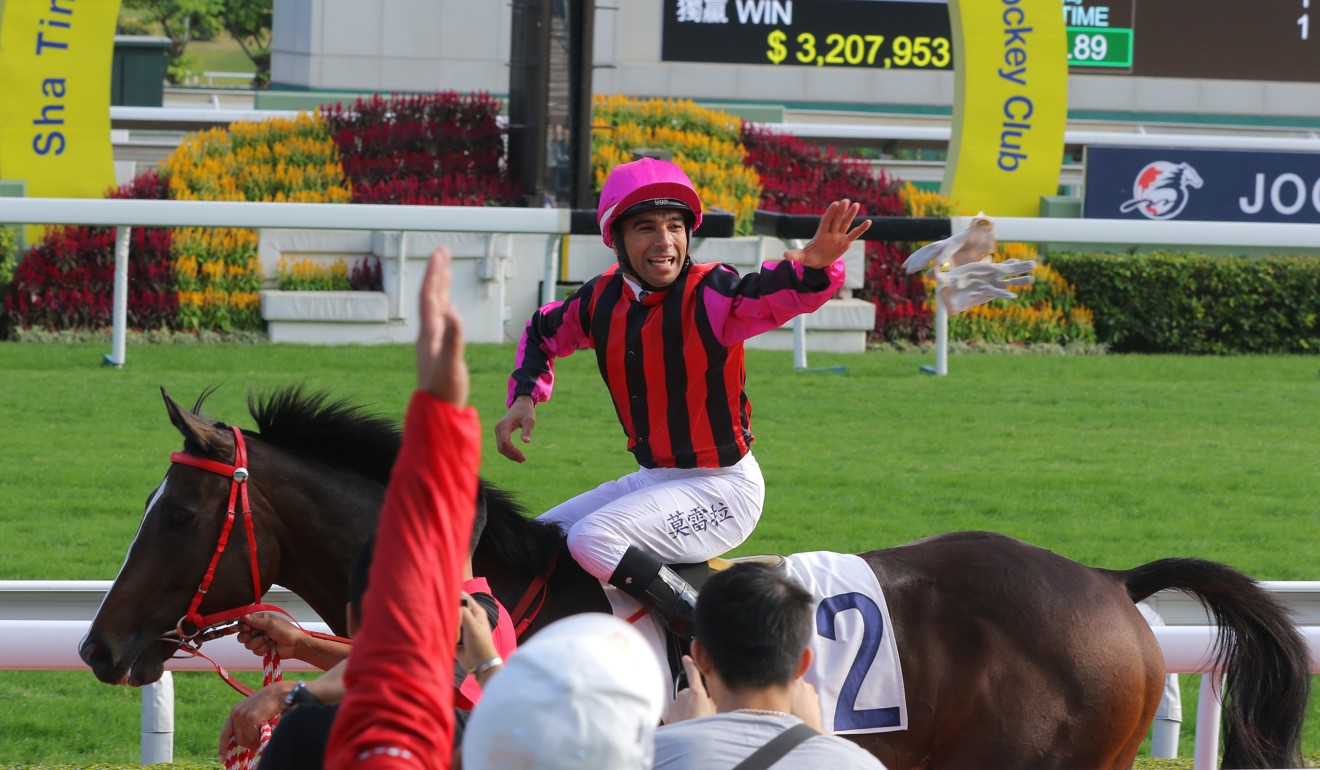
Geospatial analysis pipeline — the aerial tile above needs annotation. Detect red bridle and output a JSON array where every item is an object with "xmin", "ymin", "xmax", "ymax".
[
  {"xmin": 168, "ymin": 426, "xmax": 287, "ymax": 768},
  {"xmin": 168, "ymin": 426, "xmax": 273, "ymax": 641},
  {"xmin": 161, "ymin": 425, "xmax": 350, "ymax": 712},
  {"xmin": 162, "ymin": 424, "xmax": 585, "ymax": 693}
]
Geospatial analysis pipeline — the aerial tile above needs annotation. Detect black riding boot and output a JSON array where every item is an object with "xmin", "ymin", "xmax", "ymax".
[{"xmin": 609, "ymin": 546, "xmax": 698, "ymax": 639}]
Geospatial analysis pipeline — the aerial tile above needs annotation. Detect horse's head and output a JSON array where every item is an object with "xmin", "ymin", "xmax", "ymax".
[
  {"xmin": 1176, "ymin": 163, "xmax": 1204, "ymax": 190},
  {"xmin": 79, "ymin": 388, "xmax": 281, "ymax": 686}
]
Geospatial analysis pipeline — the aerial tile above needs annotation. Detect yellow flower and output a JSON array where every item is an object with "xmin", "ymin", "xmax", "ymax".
[
  {"xmin": 592, "ymin": 96, "xmax": 762, "ymax": 235},
  {"xmin": 159, "ymin": 111, "xmax": 356, "ymax": 327}
]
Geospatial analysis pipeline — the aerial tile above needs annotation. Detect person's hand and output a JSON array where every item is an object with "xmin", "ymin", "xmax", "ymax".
[
  {"xmin": 790, "ymin": 678, "xmax": 824, "ymax": 732},
  {"xmin": 235, "ymin": 612, "xmax": 305, "ymax": 660},
  {"xmin": 417, "ymin": 247, "xmax": 468, "ymax": 407},
  {"xmin": 218, "ymin": 680, "xmax": 293, "ymax": 754},
  {"xmin": 664, "ymin": 656, "xmax": 716, "ymax": 724},
  {"xmin": 902, "ymin": 215, "xmax": 997, "ymax": 276},
  {"xmin": 937, "ymin": 258, "xmax": 1036, "ymax": 315},
  {"xmin": 454, "ymin": 592, "xmax": 499, "ymax": 674},
  {"xmin": 784, "ymin": 199, "xmax": 872, "ymax": 269},
  {"xmin": 494, "ymin": 395, "xmax": 536, "ymax": 463}
]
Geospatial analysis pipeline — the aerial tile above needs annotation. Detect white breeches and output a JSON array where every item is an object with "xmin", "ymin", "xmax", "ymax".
[{"xmin": 537, "ymin": 452, "xmax": 765, "ymax": 581}]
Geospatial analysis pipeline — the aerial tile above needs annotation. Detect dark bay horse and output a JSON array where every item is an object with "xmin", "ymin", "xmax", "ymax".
[{"xmin": 81, "ymin": 387, "xmax": 1311, "ymax": 769}]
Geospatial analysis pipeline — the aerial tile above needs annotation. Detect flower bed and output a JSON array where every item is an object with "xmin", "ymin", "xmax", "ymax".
[
  {"xmin": 742, "ymin": 125, "xmax": 916, "ymax": 342},
  {"xmin": 902, "ymin": 186, "xmax": 1097, "ymax": 346},
  {"xmin": 5, "ymin": 92, "xmax": 512, "ymax": 335},
  {"xmin": 323, "ymin": 92, "xmax": 517, "ymax": 206},
  {"xmin": 6, "ymin": 172, "xmax": 176, "ymax": 334},
  {"xmin": 164, "ymin": 114, "xmax": 351, "ymax": 204},
  {"xmin": 162, "ymin": 113, "xmax": 353, "ymax": 331},
  {"xmin": 593, "ymin": 96, "xmax": 761, "ymax": 234}
]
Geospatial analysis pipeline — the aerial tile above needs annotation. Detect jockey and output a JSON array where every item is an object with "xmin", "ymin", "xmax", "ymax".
[{"xmin": 494, "ymin": 158, "xmax": 870, "ymax": 635}]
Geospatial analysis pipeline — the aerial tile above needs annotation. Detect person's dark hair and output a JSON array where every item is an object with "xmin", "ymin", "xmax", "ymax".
[
  {"xmin": 470, "ymin": 485, "xmax": 489, "ymax": 557},
  {"xmin": 694, "ymin": 562, "xmax": 812, "ymax": 689},
  {"xmin": 348, "ymin": 535, "xmax": 375, "ymax": 616}
]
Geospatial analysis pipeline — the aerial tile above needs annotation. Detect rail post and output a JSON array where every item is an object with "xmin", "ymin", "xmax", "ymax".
[
  {"xmin": 140, "ymin": 671, "xmax": 174, "ymax": 764},
  {"xmin": 105, "ymin": 226, "xmax": 132, "ymax": 368}
]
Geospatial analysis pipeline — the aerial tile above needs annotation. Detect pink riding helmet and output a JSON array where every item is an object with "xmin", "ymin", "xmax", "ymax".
[{"xmin": 597, "ymin": 158, "xmax": 704, "ymax": 249}]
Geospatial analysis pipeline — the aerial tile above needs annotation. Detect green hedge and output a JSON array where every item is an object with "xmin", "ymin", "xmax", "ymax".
[{"xmin": 1047, "ymin": 252, "xmax": 1320, "ymax": 354}]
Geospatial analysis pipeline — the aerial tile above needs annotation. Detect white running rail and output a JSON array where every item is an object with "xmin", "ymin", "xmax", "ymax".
[{"xmin": 0, "ymin": 581, "xmax": 1316, "ymax": 766}]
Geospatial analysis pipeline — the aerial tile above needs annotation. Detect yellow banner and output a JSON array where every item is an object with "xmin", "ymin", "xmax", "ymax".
[
  {"xmin": 0, "ymin": 0, "xmax": 120, "ymax": 198},
  {"xmin": 942, "ymin": 0, "xmax": 1067, "ymax": 217}
]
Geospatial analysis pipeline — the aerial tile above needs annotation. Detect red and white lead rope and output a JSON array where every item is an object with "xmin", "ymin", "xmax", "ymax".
[{"xmin": 221, "ymin": 650, "xmax": 281, "ymax": 770}]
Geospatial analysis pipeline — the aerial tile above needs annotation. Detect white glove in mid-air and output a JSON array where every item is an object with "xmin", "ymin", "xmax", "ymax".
[
  {"xmin": 902, "ymin": 214, "xmax": 998, "ymax": 275},
  {"xmin": 901, "ymin": 215, "xmax": 1036, "ymax": 315},
  {"xmin": 937, "ymin": 258, "xmax": 1037, "ymax": 314}
]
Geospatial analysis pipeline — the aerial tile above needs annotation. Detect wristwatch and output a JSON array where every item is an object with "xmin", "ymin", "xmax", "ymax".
[{"xmin": 282, "ymin": 680, "xmax": 322, "ymax": 711}]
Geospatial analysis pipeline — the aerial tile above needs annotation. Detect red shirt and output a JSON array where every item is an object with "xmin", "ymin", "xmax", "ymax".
[{"xmin": 324, "ymin": 392, "xmax": 479, "ymax": 770}]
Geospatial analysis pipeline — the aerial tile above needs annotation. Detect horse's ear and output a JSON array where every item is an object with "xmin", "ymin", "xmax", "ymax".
[{"xmin": 161, "ymin": 387, "xmax": 233, "ymax": 458}]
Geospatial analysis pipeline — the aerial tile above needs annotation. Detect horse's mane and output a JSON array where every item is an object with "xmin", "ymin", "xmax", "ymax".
[
  {"xmin": 196, "ymin": 385, "xmax": 563, "ymax": 575},
  {"xmin": 475, "ymin": 480, "xmax": 564, "ymax": 576},
  {"xmin": 241, "ymin": 385, "xmax": 401, "ymax": 485}
]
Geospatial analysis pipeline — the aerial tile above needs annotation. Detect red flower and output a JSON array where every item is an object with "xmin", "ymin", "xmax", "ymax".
[{"xmin": 742, "ymin": 124, "xmax": 928, "ymax": 342}]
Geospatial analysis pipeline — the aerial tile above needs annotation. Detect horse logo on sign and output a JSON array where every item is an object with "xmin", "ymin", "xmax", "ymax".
[{"xmin": 1119, "ymin": 161, "xmax": 1203, "ymax": 220}]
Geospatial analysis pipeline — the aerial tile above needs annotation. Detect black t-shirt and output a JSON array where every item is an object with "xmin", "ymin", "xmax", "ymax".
[
  {"xmin": 255, "ymin": 592, "xmax": 498, "ymax": 770},
  {"xmin": 257, "ymin": 703, "xmax": 474, "ymax": 768},
  {"xmin": 256, "ymin": 703, "xmax": 337, "ymax": 770}
]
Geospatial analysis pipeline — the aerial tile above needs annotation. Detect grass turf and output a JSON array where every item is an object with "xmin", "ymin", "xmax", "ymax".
[
  {"xmin": 186, "ymin": 35, "xmax": 257, "ymax": 79},
  {"xmin": 0, "ymin": 342, "xmax": 1316, "ymax": 764}
]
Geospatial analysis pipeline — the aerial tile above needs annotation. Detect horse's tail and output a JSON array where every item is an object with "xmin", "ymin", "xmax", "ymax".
[{"xmin": 1116, "ymin": 558, "xmax": 1310, "ymax": 769}]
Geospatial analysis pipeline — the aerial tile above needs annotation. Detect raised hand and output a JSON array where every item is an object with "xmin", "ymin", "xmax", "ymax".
[
  {"xmin": 416, "ymin": 247, "xmax": 468, "ymax": 407},
  {"xmin": 789, "ymin": 678, "xmax": 824, "ymax": 731},
  {"xmin": 785, "ymin": 199, "xmax": 872, "ymax": 269}
]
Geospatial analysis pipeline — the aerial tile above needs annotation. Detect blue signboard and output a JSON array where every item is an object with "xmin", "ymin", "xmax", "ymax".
[{"xmin": 1083, "ymin": 145, "xmax": 1320, "ymax": 224}]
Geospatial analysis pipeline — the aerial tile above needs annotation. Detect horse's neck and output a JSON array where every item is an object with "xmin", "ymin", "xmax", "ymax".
[
  {"xmin": 255, "ymin": 448, "xmax": 384, "ymax": 634},
  {"xmin": 476, "ymin": 537, "xmax": 612, "ymax": 636}
]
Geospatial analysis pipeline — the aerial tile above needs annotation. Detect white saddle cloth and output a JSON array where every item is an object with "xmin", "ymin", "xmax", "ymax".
[
  {"xmin": 604, "ymin": 551, "xmax": 908, "ymax": 734},
  {"xmin": 784, "ymin": 551, "xmax": 908, "ymax": 734}
]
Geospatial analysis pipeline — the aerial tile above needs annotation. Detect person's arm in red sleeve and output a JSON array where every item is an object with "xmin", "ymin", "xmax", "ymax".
[{"xmin": 324, "ymin": 247, "xmax": 477, "ymax": 770}]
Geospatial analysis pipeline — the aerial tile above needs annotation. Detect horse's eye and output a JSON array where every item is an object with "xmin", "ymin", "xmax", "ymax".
[{"xmin": 166, "ymin": 508, "xmax": 195, "ymax": 528}]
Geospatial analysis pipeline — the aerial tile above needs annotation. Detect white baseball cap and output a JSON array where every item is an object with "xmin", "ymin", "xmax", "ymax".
[{"xmin": 461, "ymin": 612, "xmax": 666, "ymax": 770}]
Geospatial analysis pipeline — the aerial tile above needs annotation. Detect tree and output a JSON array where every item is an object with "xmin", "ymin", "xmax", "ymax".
[
  {"xmin": 121, "ymin": 0, "xmax": 224, "ymax": 83},
  {"xmin": 219, "ymin": 0, "xmax": 272, "ymax": 87},
  {"xmin": 119, "ymin": 0, "xmax": 272, "ymax": 87}
]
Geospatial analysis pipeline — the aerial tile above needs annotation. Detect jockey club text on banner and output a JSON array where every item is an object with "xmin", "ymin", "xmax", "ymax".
[
  {"xmin": 0, "ymin": 0, "xmax": 120, "ymax": 199},
  {"xmin": 1084, "ymin": 145, "xmax": 1320, "ymax": 224},
  {"xmin": 943, "ymin": 0, "xmax": 1067, "ymax": 217}
]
